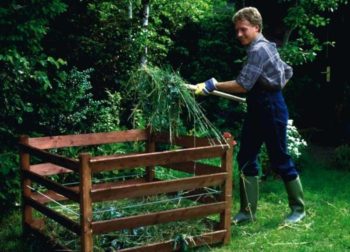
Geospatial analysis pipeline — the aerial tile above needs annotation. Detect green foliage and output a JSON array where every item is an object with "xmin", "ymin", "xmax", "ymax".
[
  {"xmin": 126, "ymin": 65, "xmax": 225, "ymax": 143},
  {"xmin": 76, "ymin": 0, "xmax": 139, "ymax": 87},
  {"xmin": 0, "ymin": 66, "xmax": 123, "ymax": 210},
  {"xmin": 0, "ymin": 0, "xmax": 69, "ymax": 143},
  {"xmin": 35, "ymin": 67, "xmax": 121, "ymax": 135},
  {"xmin": 0, "ymin": 1, "xmax": 67, "ymax": 52},
  {"xmin": 279, "ymin": 0, "xmax": 348, "ymax": 65},
  {"xmin": 92, "ymin": 91, "xmax": 122, "ymax": 133},
  {"xmin": 0, "ymin": 152, "xmax": 20, "ymax": 210},
  {"xmin": 45, "ymin": 0, "xmax": 219, "ymax": 93},
  {"xmin": 168, "ymin": 3, "xmax": 245, "ymax": 134},
  {"xmin": 139, "ymin": 0, "xmax": 222, "ymax": 65},
  {"xmin": 332, "ymin": 144, "xmax": 350, "ymax": 171},
  {"xmin": 169, "ymin": 3, "xmax": 241, "ymax": 82},
  {"xmin": 0, "ymin": 1, "xmax": 125, "ymax": 211},
  {"xmin": 0, "ymin": 0, "xmax": 68, "ymax": 98},
  {"xmin": 0, "ymin": 0, "xmax": 69, "ymax": 211}
]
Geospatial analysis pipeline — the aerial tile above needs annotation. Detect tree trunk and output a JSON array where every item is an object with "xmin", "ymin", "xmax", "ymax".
[
  {"xmin": 129, "ymin": 0, "xmax": 133, "ymax": 19},
  {"xmin": 141, "ymin": 0, "xmax": 150, "ymax": 66}
]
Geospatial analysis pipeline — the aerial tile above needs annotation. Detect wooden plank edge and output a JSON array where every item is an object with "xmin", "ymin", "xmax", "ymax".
[
  {"xmin": 164, "ymin": 161, "xmax": 222, "ymax": 175},
  {"xmin": 23, "ymin": 170, "xmax": 79, "ymax": 202},
  {"xmin": 90, "ymin": 145, "xmax": 228, "ymax": 173},
  {"xmin": 29, "ymin": 163, "xmax": 73, "ymax": 176},
  {"xmin": 24, "ymin": 196, "xmax": 80, "ymax": 234},
  {"xmin": 32, "ymin": 178, "xmax": 148, "ymax": 204},
  {"xmin": 91, "ymin": 172, "xmax": 227, "ymax": 202},
  {"xmin": 118, "ymin": 230, "xmax": 227, "ymax": 252},
  {"xmin": 19, "ymin": 143, "xmax": 79, "ymax": 172},
  {"xmin": 28, "ymin": 129, "xmax": 148, "ymax": 149},
  {"xmin": 154, "ymin": 132, "xmax": 227, "ymax": 148},
  {"xmin": 92, "ymin": 201, "xmax": 226, "ymax": 234}
]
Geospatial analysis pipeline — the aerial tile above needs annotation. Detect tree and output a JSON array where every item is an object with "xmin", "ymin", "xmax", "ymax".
[
  {"xmin": 0, "ymin": 0, "xmax": 67, "ymax": 146},
  {"xmin": 279, "ymin": 0, "xmax": 348, "ymax": 65},
  {"xmin": 0, "ymin": 0, "xmax": 67, "ymax": 209}
]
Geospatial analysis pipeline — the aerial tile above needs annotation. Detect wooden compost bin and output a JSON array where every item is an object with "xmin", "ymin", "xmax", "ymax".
[{"xmin": 19, "ymin": 128, "xmax": 234, "ymax": 251}]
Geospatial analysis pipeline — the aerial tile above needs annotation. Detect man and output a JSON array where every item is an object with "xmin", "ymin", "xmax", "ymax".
[{"xmin": 195, "ymin": 7, "xmax": 305, "ymax": 224}]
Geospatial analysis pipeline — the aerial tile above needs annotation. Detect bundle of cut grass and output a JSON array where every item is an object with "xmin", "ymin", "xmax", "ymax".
[{"xmin": 125, "ymin": 65, "xmax": 226, "ymax": 145}]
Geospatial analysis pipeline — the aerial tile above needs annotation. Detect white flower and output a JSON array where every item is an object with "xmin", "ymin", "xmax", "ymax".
[{"xmin": 286, "ymin": 119, "xmax": 307, "ymax": 160}]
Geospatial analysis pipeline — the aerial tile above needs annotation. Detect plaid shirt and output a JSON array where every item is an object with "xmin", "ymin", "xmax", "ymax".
[{"xmin": 236, "ymin": 34, "xmax": 293, "ymax": 91}]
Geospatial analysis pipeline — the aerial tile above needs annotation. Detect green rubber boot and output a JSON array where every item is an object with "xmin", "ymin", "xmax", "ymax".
[
  {"xmin": 284, "ymin": 176, "xmax": 306, "ymax": 224},
  {"xmin": 232, "ymin": 176, "xmax": 259, "ymax": 224}
]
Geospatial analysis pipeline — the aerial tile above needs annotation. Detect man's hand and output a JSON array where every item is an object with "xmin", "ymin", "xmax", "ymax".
[{"xmin": 195, "ymin": 78, "xmax": 218, "ymax": 95}]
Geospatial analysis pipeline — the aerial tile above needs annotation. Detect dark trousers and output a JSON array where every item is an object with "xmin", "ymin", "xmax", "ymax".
[{"xmin": 237, "ymin": 87, "xmax": 298, "ymax": 182}]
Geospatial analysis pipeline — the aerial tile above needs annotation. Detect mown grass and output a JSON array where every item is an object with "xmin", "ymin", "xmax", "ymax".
[
  {"xmin": 213, "ymin": 146, "xmax": 350, "ymax": 252},
  {"xmin": 1, "ymin": 146, "xmax": 349, "ymax": 251}
]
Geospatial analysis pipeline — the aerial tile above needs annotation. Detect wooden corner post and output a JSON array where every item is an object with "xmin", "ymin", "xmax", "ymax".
[
  {"xmin": 79, "ymin": 153, "xmax": 93, "ymax": 252},
  {"xmin": 145, "ymin": 126, "xmax": 155, "ymax": 181},
  {"xmin": 20, "ymin": 135, "xmax": 32, "ymax": 235},
  {"xmin": 219, "ymin": 133, "xmax": 234, "ymax": 244}
]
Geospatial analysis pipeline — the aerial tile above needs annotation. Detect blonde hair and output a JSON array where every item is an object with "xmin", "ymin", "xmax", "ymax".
[{"xmin": 232, "ymin": 7, "xmax": 263, "ymax": 32}]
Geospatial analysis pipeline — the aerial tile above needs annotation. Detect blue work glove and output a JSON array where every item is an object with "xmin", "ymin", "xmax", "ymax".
[{"xmin": 195, "ymin": 78, "xmax": 218, "ymax": 95}]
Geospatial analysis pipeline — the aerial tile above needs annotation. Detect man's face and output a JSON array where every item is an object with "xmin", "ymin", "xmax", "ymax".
[{"xmin": 235, "ymin": 19, "xmax": 260, "ymax": 46}]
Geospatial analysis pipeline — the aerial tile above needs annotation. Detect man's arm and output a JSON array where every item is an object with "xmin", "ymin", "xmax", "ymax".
[{"xmin": 216, "ymin": 80, "xmax": 248, "ymax": 94}]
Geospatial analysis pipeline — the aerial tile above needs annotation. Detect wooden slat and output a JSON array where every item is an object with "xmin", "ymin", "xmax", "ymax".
[
  {"xmin": 154, "ymin": 132, "xmax": 226, "ymax": 147},
  {"xmin": 24, "ymin": 196, "xmax": 80, "ymax": 234},
  {"xmin": 91, "ymin": 152, "xmax": 145, "ymax": 162},
  {"xmin": 23, "ymin": 170, "xmax": 79, "ymax": 202},
  {"xmin": 30, "ymin": 218, "xmax": 46, "ymax": 230},
  {"xmin": 119, "ymin": 230, "xmax": 226, "ymax": 252},
  {"xmin": 28, "ymin": 129, "xmax": 148, "ymax": 149},
  {"xmin": 164, "ymin": 161, "xmax": 221, "ymax": 175},
  {"xmin": 91, "ymin": 173, "xmax": 227, "ymax": 202},
  {"xmin": 79, "ymin": 153, "xmax": 93, "ymax": 252},
  {"xmin": 90, "ymin": 145, "xmax": 228, "ymax": 173},
  {"xmin": 219, "ymin": 134, "xmax": 234, "ymax": 244},
  {"xmin": 31, "ymin": 178, "xmax": 148, "ymax": 204},
  {"xmin": 19, "ymin": 143, "xmax": 79, "ymax": 172},
  {"xmin": 32, "ymin": 190, "xmax": 68, "ymax": 204},
  {"xmin": 92, "ymin": 202, "xmax": 225, "ymax": 234},
  {"xmin": 30, "ymin": 163, "xmax": 73, "ymax": 176},
  {"xmin": 20, "ymin": 135, "xmax": 33, "ymax": 232},
  {"xmin": 145, "ymin": 128, "xmax": 155, "ymax": 181}
]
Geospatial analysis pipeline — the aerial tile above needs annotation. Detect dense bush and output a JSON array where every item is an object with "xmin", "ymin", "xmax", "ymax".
[
  {"xmin": 332, "ymin": 144, "xmax": 350, "ymax": 171},
  {"xmin": 34, "ymin": 67, "xmax": 121, "ymax": 135},
  {"xmin": 167, "ymin": 4, "xmax": 246, "ymax": 135},
  {"xmin": 0, "ymin": 67, "xmax": 122, "ymax": 211},
  {"xmin": 0, "ymin": 152, "xmax": 20, "ymax": 210}
]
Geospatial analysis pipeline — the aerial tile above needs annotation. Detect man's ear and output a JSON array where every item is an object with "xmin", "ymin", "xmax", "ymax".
[{"xmin": 255, "ymin": 25, "xmax": 260, "ymax": 32}]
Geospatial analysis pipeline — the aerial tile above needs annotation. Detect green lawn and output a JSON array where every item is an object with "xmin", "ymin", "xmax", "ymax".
[
  {"xmin": 1, "ymin": 145, "xmax": 349, "ymax": 251},
  {"xmin": 214, "ymin": 145, "xmax": 350, "ymax": 252}
]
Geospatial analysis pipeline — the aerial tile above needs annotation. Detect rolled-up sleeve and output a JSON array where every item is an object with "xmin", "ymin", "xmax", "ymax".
[
  {"xmin": 283, "ymin": 62, "xmax": 293, "ymax": 81},
  {"xmin": 236, "ymin": 49, "xmax": 264, "ymax": 91}
]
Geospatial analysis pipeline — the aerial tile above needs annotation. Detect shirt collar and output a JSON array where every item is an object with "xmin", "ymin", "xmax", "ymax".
[{"xmin": 247, "ymin": 33, "xmax": 264, "ymax": 50}]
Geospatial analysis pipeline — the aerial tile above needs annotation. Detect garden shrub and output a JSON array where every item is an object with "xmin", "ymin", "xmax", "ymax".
[
  {"xmin": 0, "ymin": 152, "xmax": 20, "ymax": 211},
  {"xmin": 332, "ymin": 144, "xmax": 350, "ymax": 171},
  {"xmin": 0, "ymin": 67, "xmax": 123, "ymax": 211}
]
